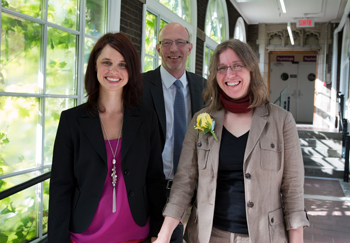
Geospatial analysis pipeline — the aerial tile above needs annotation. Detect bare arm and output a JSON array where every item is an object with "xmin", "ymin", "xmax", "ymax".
[
  {"xmin": 289, "ymin": 227, "xmax": 304, "ymax": 243},
  {"xmin": 153, "ymin": 216, "xmax": 180, "ymax": 243}
]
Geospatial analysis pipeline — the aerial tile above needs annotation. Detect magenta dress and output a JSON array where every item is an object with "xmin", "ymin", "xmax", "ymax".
[{"xmin": 70, "ymin": 138, "xmax": 150, "ymax": 243}]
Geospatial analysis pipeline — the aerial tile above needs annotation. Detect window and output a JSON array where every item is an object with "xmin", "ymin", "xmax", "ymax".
[
  {"xmin": 205, "ymin": 0, "xmax": 227, "ymax": 44},
  {"xmin": 144, "ymin": 11, "xmax": 168, "ymax": 72},
  {"xmin": 234, "ymin": 17, "xmax": 246, "ymax": 42},
  {"xmin": 158, "ymin": 0, "xmax": 191, "ymax": 23},
  {"xmin": 203, "ymin": 0, "xmax": 228, "ymax": 78},
  {"xmin": 143, "ymin": 0, "xmax": 197, "ymax": 72},
  {"xmin": 203, "ymin": 47, "xmax": 214, "ymax": 78},
  {"xmin": 0, "ymin": 0, "xmax": 114, "ymax": 241}
]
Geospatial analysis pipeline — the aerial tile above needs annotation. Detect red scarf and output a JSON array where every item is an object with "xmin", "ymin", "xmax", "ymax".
[{"xmin": 220, "ymin": 90, "xmax": 252, "ymax": 113}]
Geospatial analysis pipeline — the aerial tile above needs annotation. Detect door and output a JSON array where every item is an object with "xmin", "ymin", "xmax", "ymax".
[{"xmin": 270, "ymin": 61, "xmax": 316, "ymax": 123}]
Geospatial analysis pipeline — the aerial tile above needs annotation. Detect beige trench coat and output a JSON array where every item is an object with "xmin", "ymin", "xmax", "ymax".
[{"xmin": 163, "ymin": 103, "xmax": 309, "ymax": 243}]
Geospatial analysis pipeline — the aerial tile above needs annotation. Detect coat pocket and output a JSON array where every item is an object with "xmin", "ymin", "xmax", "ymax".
[
  {"xmin": 268, "ymin": 208, "xmax": 288, "ymax": 243},
  {"xmin": 197, "ymin": 142, "xmax": 210, "ymax": 170},
  {"xmin": 260, "ymin": 138, "xmax": 282, "ymax": 171}
]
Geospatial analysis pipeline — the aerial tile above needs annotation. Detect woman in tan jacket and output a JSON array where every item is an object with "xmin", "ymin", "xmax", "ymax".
[{"xmin": 154, "ymin": 39, "xmax": 309, "ymax": 243}]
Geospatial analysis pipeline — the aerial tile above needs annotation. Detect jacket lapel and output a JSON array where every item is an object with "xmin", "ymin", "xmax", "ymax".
[
  {"xmin": 244, "ymin": 105, "xmax": 269, "ymax": 163},
  {"xmin": 208, "ymin": 109, "xmax": 225, "ymax": 176},
  {"xmin": 78, "ymin": 111, "xmax": 106, "ymax": 162},
  {"xmin": 121, "ymin": 106, "xmax": 143, "ymax": 161},
  {"xmin": 150, "ymin": 67, "xmax": 167, "ymax": 141}
]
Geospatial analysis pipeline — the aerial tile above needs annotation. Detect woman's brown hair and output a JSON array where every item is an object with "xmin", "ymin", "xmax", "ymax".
[
  {"xmin": 203, "ymin": 39, "xmax": 269, "ymax": 112},
  {"xmin": 84, "ymin": 32, "xmax": 142, "ymax": 116}
]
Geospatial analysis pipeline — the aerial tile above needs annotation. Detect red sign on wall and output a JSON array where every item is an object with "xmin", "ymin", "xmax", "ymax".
[
  {"xmin": 303, "ymin": 56, "xmax": 316, "ymax": 62},
  {"xmin": 296, "ymin": 19, "xmax": 314, "ymax": 28},
  {"xmin": 277, "ymin": 56, "xmax": 294, "ymax": 62}
]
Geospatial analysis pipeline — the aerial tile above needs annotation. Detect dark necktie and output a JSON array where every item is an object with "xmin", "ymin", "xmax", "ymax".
[{"xmin": 173, "ymin": 79, "xmax": 186, "ymax": 174}]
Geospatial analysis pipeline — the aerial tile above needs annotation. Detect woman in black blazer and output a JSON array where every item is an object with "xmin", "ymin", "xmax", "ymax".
[{"xmin": 48, "ymin": 33, "xmax": 166, "ymax": 243}]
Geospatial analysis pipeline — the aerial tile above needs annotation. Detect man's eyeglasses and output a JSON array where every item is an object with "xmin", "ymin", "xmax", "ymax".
[
  {"xmin": 158, "ymin": 40, "xmax": 190, "ymax": 47},
  {"xmin": 216, "ymin": 63, "xmax": 246, "ymax": 74}
]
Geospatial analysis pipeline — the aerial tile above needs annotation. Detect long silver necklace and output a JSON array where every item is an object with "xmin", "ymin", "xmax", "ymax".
[{"xmin": 99, "ymin": 113, "xmax": 123, "ymax": 213}]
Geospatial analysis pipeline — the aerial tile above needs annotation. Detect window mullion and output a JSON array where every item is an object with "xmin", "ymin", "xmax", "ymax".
[
  {"xmin": 77, "ymin": 0, "xmax": 86, "ymax": 105},
  {"xmin": 156, "ymin": 14, "xmax": 161, "ymax": 68},
  {"xmin": 38, "ymin": 0, "xmax": 49, "ymax": 238}
]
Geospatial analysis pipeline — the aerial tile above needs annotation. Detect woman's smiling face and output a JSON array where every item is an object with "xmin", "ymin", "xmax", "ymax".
[
  {"xmin": 95, "ymin": 44, "xmax": 129, "ymax": 93},
  {"xmin": 216, "ymin": 48, "xmax": 250, "ymax": 100}
]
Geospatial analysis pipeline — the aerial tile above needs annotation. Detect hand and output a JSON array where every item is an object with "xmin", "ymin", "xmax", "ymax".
[
  {"xmin": 152, "ymin": 216, "xmax": 179, "ymax": 243},
  {"xmin": 151, "ymin": 236, "xmax": 170, "ymax": 243}
]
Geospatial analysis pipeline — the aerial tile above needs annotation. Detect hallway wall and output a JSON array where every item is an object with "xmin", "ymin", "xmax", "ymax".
[{"xmin": 256, "ymin": 23, "xmax": 335, "ymax": 127}]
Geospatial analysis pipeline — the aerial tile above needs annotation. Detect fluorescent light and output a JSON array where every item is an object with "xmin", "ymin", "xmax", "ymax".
[
  {"xmin": 287, "ymin": 22, "xmax": 294, "ymax": 45},
  {"xmin": 279, "ymin": 0, "xmax": 286, "ymax": 13}
]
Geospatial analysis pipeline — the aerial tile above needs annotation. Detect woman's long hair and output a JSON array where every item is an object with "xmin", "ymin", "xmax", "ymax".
[
  {"xmin": 84, "ymin": 32, "xmax": 142, "ymax": 116},
  {"xmin": 203, "ymin": 39, "xmax": 269, "ymax": 112}
]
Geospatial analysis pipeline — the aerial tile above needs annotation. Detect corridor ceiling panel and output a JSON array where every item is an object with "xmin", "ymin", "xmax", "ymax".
[{"xmin": 230, "ymin": 0, "xmax": 347, "ymax": 24}]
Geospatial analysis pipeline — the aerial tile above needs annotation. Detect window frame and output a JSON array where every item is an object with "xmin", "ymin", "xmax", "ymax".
[
  {"xmin": 142, "ymin": 0, "xmax": 197, "ymax": 73},
  {"xmin": 202, "ymin": 0, "xmax": 229, "ymax": 78},
  {"xmin": 234, "ymin": 17, "xmax": 246, "ymax": 42},
  {"xmin": 0, "ymin": 1, "xmax": 119, "ymax": 241}
]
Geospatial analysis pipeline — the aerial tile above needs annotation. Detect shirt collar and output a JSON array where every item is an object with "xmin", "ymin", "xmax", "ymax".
[{"xmin": 160, "ymin": 65, "xmax": 187, "ymax": 89}]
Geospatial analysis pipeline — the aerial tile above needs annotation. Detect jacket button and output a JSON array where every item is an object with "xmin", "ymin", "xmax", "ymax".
[
  {"xmin": 270, "ymin": 143, "xmax": 275, "ymax": 148},
  {"xmin": 245, "ymin": 173, "xmax": 251, "ymax": 179},
  {"xmin": 124, "ymin": 170, "xmax": 130, "ymax": 175},
  {"xmin": 247, "ymin": 201, "xmax": 254, "ymax": 208},
  {"xmin": 129, "ymin": 191, "xmax": 134, "ymax": 197},
  {"xmin": 271, "ymin": 218, "xmax": 274, "ymax": 223},
  {"xmin": 197, "ymin": 142, "xmax": 202, "ymax": 147}
]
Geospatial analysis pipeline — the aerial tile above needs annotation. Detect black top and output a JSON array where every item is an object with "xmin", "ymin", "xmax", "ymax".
[{"xmin": 213, "ymin": 126, "xmax": 249, "ymax": 234}]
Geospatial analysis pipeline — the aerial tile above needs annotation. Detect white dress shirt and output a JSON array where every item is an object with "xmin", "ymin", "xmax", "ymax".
[{"xmin": 160, "ymin": 66, "xmax": 192, "ymax": 180}]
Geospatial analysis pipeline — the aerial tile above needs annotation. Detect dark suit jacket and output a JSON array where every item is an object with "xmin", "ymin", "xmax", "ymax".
[
  {"xmin": 142, "ymin": 66, "xmax": 206, "ymax": 148},
  {"xmin": 48, "ymin": 103, "xmax": 166, "ymax": 242}
]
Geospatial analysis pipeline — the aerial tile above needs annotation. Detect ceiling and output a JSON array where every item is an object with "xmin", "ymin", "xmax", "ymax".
[{"xmin": 229, "ymin": 0, "xmax": 348, "ymax": 25}]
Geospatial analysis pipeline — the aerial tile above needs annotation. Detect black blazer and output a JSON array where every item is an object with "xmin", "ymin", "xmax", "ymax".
[
  {"xmin": 142, "ymin": 66, "xmax": 206, "ymax": 148},
  {"xmin": 48, "ymin": 103, "xmax": 166, "ymax": 242}
]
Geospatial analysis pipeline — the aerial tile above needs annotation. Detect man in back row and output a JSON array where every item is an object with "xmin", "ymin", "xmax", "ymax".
[{"xmin": 142, "ymin": 22, "xmax": 206, "ymax": 242}]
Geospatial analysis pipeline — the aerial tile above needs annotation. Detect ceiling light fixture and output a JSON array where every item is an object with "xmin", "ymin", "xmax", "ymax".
[
  {"xmin": 279, "ymin": 0, "xmax": 286, "ymax": 13},
  {"xmin": 287, "ymin": 22, "xmax": 294, "ymax": 45}
]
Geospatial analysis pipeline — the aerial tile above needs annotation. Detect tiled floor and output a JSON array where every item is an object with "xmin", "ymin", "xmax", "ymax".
[{"xmin": 304, "ymin": 177, "xmax": 350, "ymax": 243}]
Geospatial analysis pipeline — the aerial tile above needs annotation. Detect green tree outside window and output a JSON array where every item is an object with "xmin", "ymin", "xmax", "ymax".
[{"xmin": 0, "ymin": 0, "xmax": 107, "ymax": 242}]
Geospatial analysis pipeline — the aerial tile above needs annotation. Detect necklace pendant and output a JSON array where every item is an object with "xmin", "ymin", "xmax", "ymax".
[
  {"xmin": 112, "ymin": 159, "xmax": 116, "ymax": 164},
  {"xmin": 111, "ymin": 164, "xmax": 117, "ymax": 185}
]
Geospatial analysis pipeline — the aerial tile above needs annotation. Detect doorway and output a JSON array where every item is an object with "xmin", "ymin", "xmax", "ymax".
[{"xmin": 269, "ymin": 52, "xmax": 317, "ymax": 124}]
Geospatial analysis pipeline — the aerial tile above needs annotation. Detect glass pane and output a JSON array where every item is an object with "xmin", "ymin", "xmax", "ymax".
[
  {"xmin": 84, "ymin": 38, "xmax": 97, "ymax": 72},
  {"xmin": 0, "ymin": 13, "xmax": 41, "ymax": 93},
  {"xmin": 44, "ymin": 98, "xmax": 76, "ymax": 165},
  {"xmin": 42, "ymin": 177, "xmax": 50, "ymax": 234},
  {"xmin": 159, "ymin": 0, "xmax": 191, "ymax": 23},
  {"xmin": 205, "ymin": 0, "xmax": 226, "ymax": 43},
  {"xmin": 144, "ymin": 56, "xmax": 155, "ymax": 72},
  {"xmin": 0, "ymin": 178, "xmax": 43, "ymax": 242},
  {"xmin": 217, "ymin": 1, "xmax": 226, "ymax": 42},
  {"xmin": 160, "ymin": 19, "xmax": 167, "ymax": 29},
  {"xmin": 146, "ymin": 11, "xmax": 157, "ymax": 56},
  {"xmin": 159, "ymin": 0, "xmax": 180, "ymax": 17},
  {"xmin": 86, "ymin": 0, "xmax": 107, "ymax": 37},
  {"xmin": 47, "ymin": 0, "xmax": 79, "ymax": 30},
  {"xmin": 46, "ymin": 27, "xmax": 77, "ymax": 95},
  {"xmin": 83, "ymin": 38, "xmax": 96, "ymax": 101},
  {"xmin": 3, "ymin": 0, "xmax": 42, "ymax": 19},
  {"xmin": 0, "ymin": 97, "xmax": 41, "ymax": 175},
  {"xmin": 182, "ymin": 0, "xmax": 191, "ymax": 23}
]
